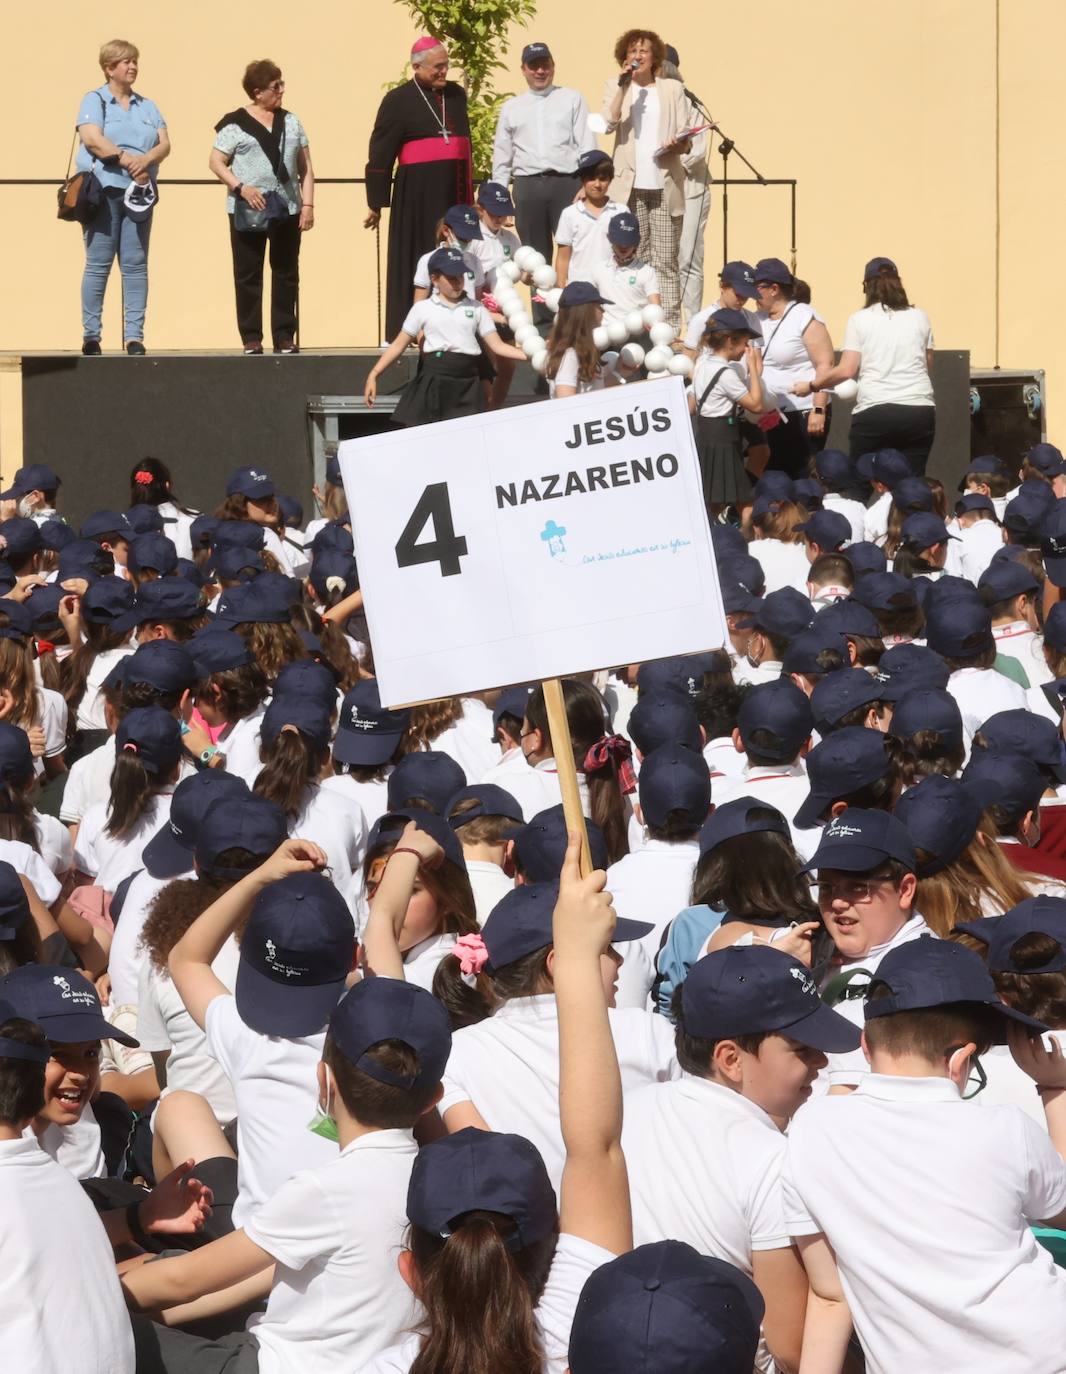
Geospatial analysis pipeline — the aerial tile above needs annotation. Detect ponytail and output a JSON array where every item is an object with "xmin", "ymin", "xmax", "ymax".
[
  {"xmin": 432, "ymin": 955, "xmax": 496, "ymax": 1030},
  {"xmin": 409, "ymin": 1216, "xmax": 555, "ymax": 1374},
  {"xmin": 254, "ymin": 728, "xmax": 324, "ymax": 819},
  {"xmin": 106, "ymin": 749, "xmax": 155, "ymax": 838},
  {"xmin": 62, "ymin": 623, "xmax": 130, "ymax": 726},
  {"xmin": 0, "ymin": 781, "xmax": 39, "ymax": 852}
]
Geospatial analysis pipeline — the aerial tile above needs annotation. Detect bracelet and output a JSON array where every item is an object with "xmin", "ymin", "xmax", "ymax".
[
  {"xmin": 233, "ymin": 183, "xmax": 244, "ymax": 198},
  {"xmin": 388, "ymin": 846, "xmax": 424, "ymax": 867},
  {"xmin": 126, "ymin": 1200, "xmax": 154, "ymax": 1251}
]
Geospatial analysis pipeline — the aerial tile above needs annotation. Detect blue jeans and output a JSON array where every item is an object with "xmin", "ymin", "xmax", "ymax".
[{"xmin": 81, "ymin": 187, "xmax": 151, "ymax": 341}]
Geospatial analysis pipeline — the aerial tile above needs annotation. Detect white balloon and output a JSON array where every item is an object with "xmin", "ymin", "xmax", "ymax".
[
  {"xmin": 649, "ymin": 321, "xmax": 677, "ymax": 347},
  {"xmin": 532, "ymin": 264, "xmax": 557, "ymax": 290},
  {"xmin": 522, "ymin": 334, "xmax": 544, "ymax": 358},
  {"xmin": 606, "ymin": 320, "xmax": 629, "ymax": 347},
  {"xmin": 531, "ymin": 350, "xmax": 550, "ymax": 375},
  {"xmin": 513, "ymin": 246, "xmax": 537, "ymax": 271},
  {"xmin": 620, "ymin": 342, "xmax": 645, "ymax": 367},
  {"xmin": 497, "ymin": 260, "xmax": 521, "ymax": 282},
  {"xmin": 526, "ymin": 250, "xmax": 546, "ymax": 271},
  {"xmin": 644, "ymin": 346, "xmax": 672, "ymax": 373},
  {"xmin": 515, "ymin": 324, "xmax": 539, "ymax": 347},
  {"xmin": 833, "ymin": 378, "xmax": 858, "ymax": 402},
  {"xmin": 543, "ymin": 287, "xmax": 563, "ymax": 313},
  {"xmin": 642, "ymin": 303, "xmax": 665, "ymax": 327},
  {"xmin": 592, "ymin": 325, "xmax": 610, "ymax": 351},
  {"xmin": 625, "ymin": 310, "xmax": 646, "ymax": 337},
  {"xmin": 601, "ymin": 351, "xmax": 620, "ymax": 367},
  {"xmin": 507, "ymin": 309, "xmax": 531, "ymax": 331},
  {"xmin": 495, "ymin": 290, "xmax": 519, "ymax": 314},
  {"xmin": 667, "ymin": 354, "xmax": 693, "ymax": 377}
]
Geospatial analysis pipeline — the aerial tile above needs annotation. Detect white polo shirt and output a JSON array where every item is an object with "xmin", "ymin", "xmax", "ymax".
[
  {"xmin": 703, "ymin": 735, "xmax": 747, "ymax": 783},
  {"xmin": 594, "ymin": 257, "xmax": 661, "ymax": 324},
  {"xmin": 60, "ymin": 735, "xmax": 116, "ymax": 824},
  {"xmin": 440, "ymin": 993, "xmax": 678, "ymax": 1194},
  {"xmin": 107, "ymin": 867, "xmax": 183, "ymax": 1007},
  {"xmin": 203, "ymin": 992, "xmax": 337, "ymax": 1228},
  {"xmin": 244, "ymin": 1129, "xmax": 420, "ymax": 1373},
  {"xmin": 607, "ymin": 838, "xmax": 700, "ymax": 1010},
  {"xmin": 0, "ymin": 835, "xmax": 61, "ymax": 908},
  {"xmin": 321, "ymin": 770, "xmax": 391, "ymax": 838},
  {"xmin": 413, "ymin": 246, "xmax": 484, "ymax": 300},
  {"xmin": 77, "ymin": 643, "xmax": 136, "ymax": 732},
  {"xmin": 73, "ymin": 790, "xmax": 175, "ymax": 893},
  {"xmin": 947, "ymin": 666, "xmax": 1028, "ymax": 743},
  {"xmin": 992, "ymin": 621, "xmax": 1054, "ymax": 689},
  {"xmin": 479, "ymin": 746, "xmax": 563, "ymax": 821},
  {"xmin": 400, "ymin": 296, "xmax": 495, "ymax": 356},
  {"xmin": 218, "ymin": 704, "xmax": 267, "ymax": 786},
  {"xmin": 748, "ymin": 538, "xmax": 811, "ymax": 596},
  {"xmin": 465, "ymin": 858, "xmax": 514, "ymax": 926},
  {"xmin": 712, "ymin": 762, "xmax": 815, "ymax": 861},
  {"xmin": 428, "ymin": 698, "xmax": 500, "ymax": 783},
  {"xmin": 958, "ymin": 518, "xmax": 1005, "ymax": 583},
  {"xmin": 823, "ymin": 493, "xmax": 867, "ymax": 544},
  {"xmin": 554, "ymin": 200, "xmax": 627, "ymax": 285},
  {"xmin": 864, "ymin": 490, "xmax": 892, "ymax": 544},
  {"xmin": 784, "ymin": 1074, "xmax": 1066, "ymax": 1374},
  {"xmin": 0, "ymin": 1136, "xmax": 135, "ymax": 1374},
  {"xmin": 467, "ymin": 222, "xmax": 520, "ymax": 292},
  {"xmin": 289, "ymin": 784, "xmax": 367, "ymax": 911}
]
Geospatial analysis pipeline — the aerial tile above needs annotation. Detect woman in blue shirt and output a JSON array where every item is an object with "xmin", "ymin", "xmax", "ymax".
[{"xmin": 75, "ymin": 39, "xmax": 169, "ymax": 355}]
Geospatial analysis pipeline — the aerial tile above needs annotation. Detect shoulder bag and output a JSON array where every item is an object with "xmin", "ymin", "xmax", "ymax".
[{"xmin": 57, "ymin": 92, "xmax": 107, "ymax": 224}]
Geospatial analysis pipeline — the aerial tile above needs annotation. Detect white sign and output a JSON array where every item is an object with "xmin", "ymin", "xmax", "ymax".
[{"xmin": 339, "ymin": 377, "xmax": 727, "ymax": 707}]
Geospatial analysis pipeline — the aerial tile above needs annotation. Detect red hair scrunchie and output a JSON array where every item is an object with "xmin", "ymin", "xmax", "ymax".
[
  {"xmin": 134, "ymin": 470, "xmax": 154, "ymax": 486},
  {"xmin": 582, "ymin": 734, "xmax": 637, "ymax": 796}
]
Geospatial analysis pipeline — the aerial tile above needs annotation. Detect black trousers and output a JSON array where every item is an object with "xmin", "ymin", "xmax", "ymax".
[
  {"xmin": 512, "ymin": 173, "xmax": 579, "ymax": 324},
  {"xmin": 766, "ymin": 408, "xmax": 831, "ymax": 479},
  {"xmin": 228, "ymin": 215, "xmax": 301, "ymax": 347},
  {"xmin": 848, "ymin": 403, "xmax": 937, "ymax": 476}
]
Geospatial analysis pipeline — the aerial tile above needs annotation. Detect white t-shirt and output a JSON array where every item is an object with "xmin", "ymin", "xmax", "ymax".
[
  {"xmin": 607, "ymin": 838, "xmax": 700, "ymax": 1010},
  {"xmin": 479, "ymin": 747, "xmax": 564, "ymax": 822},
  {"xmin": 630, "ymin": 83, "xmax": 664, "ymax": 189},
  {"xmin": 34, "ymin": 811, "xmax": 73, "ymax": 877},
  {"xmin": 321, "ymin": 770, "xmax": 391, "ymax": 839},
  {"xmin": 748, "ymin": 538, "xmax": 811, "ymax": 596},
  {"xmin": 400, "ymin": 296, "xmax": 495, "ymax": 356},
  {"xmin": 690, "ymin": 355, "xmax": 750, "ymax": 418},
  {"xmin": 554, "ymin": 200, "xmax": 628, "ymax": 285},
  {"xmin": 287, "ymin": 784, "xmax": 367, "ymax": 910},
  {"xmin": 203, "ymin": 993, "xmax": 337, "ymax": 1228},
  {"xmin": 841, "ymin": 304, "xmax": 935, "ymax": 412},
  {"xmin": 0, "ymin": 835, "xmax": 61, "ymax": 907},
  {"xmin": 757, "ymin": 303, "xmax": 825, "ymax": 414},
  {"xmin": 136, "ymin": 941, "xmax": 239, "ymax": 1125},
  {"xmin": 156, "ymin": 500, "xmax": 197, "ymax": 561},
  {"xmin": 549, "ymin": 346, "xmax": 605, "ymax": 397},
  {"xmin": 365, "ymin": 1233, "xmax": 613, "ymax": 1374},
  {"xmin": 399, "ymin": 931, "xmax": 457, "ymax": 993},
  {"xmin": 823, "ymin": 493, "xmax": 867, "ymax": 545},
  {"xmin": 107, "ymin": 868, "xmax": 178, "ymax": 1007},
  {"xmin": 712, "ymin": 763, "xmax": 815, "ymax": 861},
  {"xmin": 440, "ymin": 993, "xmax": 678, "ymax": 1194},
  {"xmin": 465, "ymin": 858, "xmax": 514, "ymax": 926},
  {"xmin": 218, "ymin": 704, "xmax": 267, "ymax": 786},
  {"xmin": 947, "ymin": 666, "xmax": 1028, "ymax": 743},
  {"xmin": 784, "ymin": 1075, "xmax": 1066, "ymax": 1374},
  {"xmin": 864, "ymin": 489, "xmax": 893, "ymax": 544},
  {"xmin": 73, "ymin": 790, "xmax": 174, "ymax": 893},
  {"xmin": 594, "ymin": 258, "xmax": 661, "ymax": 324},
  {"xmin": 34, "ymin": 1106, "xmax": 105, "ymax": 1179},
  {"xmin": 958, "ymin": 519, "xmax": 1005, "ymax": 583},
  {"xmin": 76, "ymin": 644, "xmax": 135, "ymax": 732},
  {"xmin": 413, "ymin": 246, "xmax": 484, "ymax": 300},
  {"xmin": 60, "ymin": 735, "xmax": 116, "ymax": 824},
  {"xmin": 0, "ymin": 1136, "xmax": 135, "ymax": 1374},
  {"xmin": 467, "ymin": 223, "xmax": 520, "ymax": 292},
  {"xmin": 244, "ymin": 1129, "xmax": 420, "ymax": 1374},
  {"xmin": 428, "ymin": 699, "xmax": 499, "ymax": 783}
]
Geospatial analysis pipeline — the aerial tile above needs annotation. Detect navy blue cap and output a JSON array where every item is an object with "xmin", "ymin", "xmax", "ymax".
[
  {"xmin": 792, "ymin": 477, "xmax": 826, "ymax": 511},
  {"xmin": 447, "ymin": 783, "xmax": 524, "ymax": 829},
  {"xmin": 797, "ymin": 509, "xmax": 850, "ymax": 551},
  {"xmin": 718, "ymin": 577, "xmax": 761, "ymax": 617},
  {"xmin": 973, "ymin": 708, "xmax": 1066, "ymax": 778},
  {"xmin": 851, "ymin": 571, "xmax": 919, "ymax": 615},
  {"xmin": 368, "ymin": 807, "xmax": 467, "ymax": 872},
  {"xmin": 128, "ymin": 533, "xmax": 178, "ymax": 577},
  {"xmin": 329, "ymin": 977, "xmax": 451, "ymax": 1091},
  {"xmin": 751, "ymin": 490, "xmax": 795, "ymax": 521},
  {"xmin": 116, "ymin": 576, "xmax": 203, "ymax": 631},
  {"xmin": 236, "ymin": 872, "xmax": 354, "ymax": 1037},
  {"xmin": 310, "ymin": 521, "xmax": 354, "ymax": 557},
  {"xmin": 187, "ymin": 626, "xmax": 253, "ymax": 676},
  {"xmin": 717, "ymin": 550, "xmax": 765, "ymax": 595},
  {"xmin": 978, "ymin": 558, "xmax": 1039, "ymax": 602},
  {"xmin": 1041, "ymin": 499, "xmax": 1066, "ymax": 586},
  {"xmin": 81, "ymin": 576, "xmax": 135, "ymax": 626},
  {"xmin": 309, "ymin": 550, "xmax": 359, "ymax": 603},
  {"xmin": 0, "ymin": 964, "xmax": 138, "ymax": 1047},
  {"xmin": 274, "ymin": 657, "xmax": 340, "ymax": 707},
  {"xmin": 0, "ymin": 562, "xmax": 16, "ymax": 592},
  {"xmin": 442, "ymin": 204, "xmax": 482, "ymax": 240},
  {"xmin": 261, "ymin": 696, "xmax": 333, "ymax": 753},
  {"xmin": 810, "ymin": 667, "xmax": 883, "ymax": 733},
  {"xmin": 568, "ymin": 1241, "xmax": 764, "ymax": 1374},
  {"xmin": 802, "ymin": 806, "xmax": 916, "ymax": 874},
  {"xmin": 0, "ymin": 599, "xmax": 33, "ymax": 642},
  {"xmin": 387, "ymin": 751, "xmax": 466, "ymax": 814},
  {"xmin": 190, "ymin": 515, "xmax": 219, "ymax": 550},
  {"xmin": 958, "ymin": 454, "xmax": 1008, "ymax": 491},
  {"xmin": 80, "ymin": 510, "xmax": 132, "ymax": 541},
  {"xmin": 23, "ymin": 583, "xmax": 64, "ymax": 635},
  {"xmin": 781, "ymin": 625, "xmax": 847, "ymax": 677},
  {"xmin": 213, "ymin": 520, "xmax": 267, "ymax": 552},
  {"xmin": 637, "ymin": 745, "xmax": 710, "ymax": 829},
  {"xmin": 856, "ymin": 449, "xmax": 912, "ymax": 487},
  {"xmin": 57, "ymin": 538, "xmax": 113, "ymax": 581},
  {"xmin": 577, "ymin": 149, "xmax": 614, "ymax": 176},
  {"xmin": 710, "ymin": 522, "xmax": 749, "ymax": 562},
  {"xmin": 558, "ymin": 280, "xmax": 612, "ymax": 308},
  {"xmin": 707, "ymin": 307, "xmax": 761, "ymax": 338},
  {"xmin": 427, "ymin": 245, "xmax": 466, "ymax": 278},
  {"xmin": 194, "ymin": 795, "xmax": 289, "ymax": 878},
  {"xmin": 125, "ymin": 505, "xmax": 168, "ymax": 535},
  {"xmin": 333, "ymin": 680, "xmax": 411, "ymax": 767},
  {"xmin": 325, "ymin": 454, "xmax": 342, "ymax": 486},
  {"xmin": 628, "ymin": 693, "xmax": 701, "ymax": 755},
  {"xmin": 752, "ymin": 257, "xmax": 792, "ymax": 286},
  {"xmin": 846, "ymin": 541, "xmax": 889, "ymax": 578},
  {"xmin": 955, "ymin": 493, "xmax": 997, "ymax": 518},
  {"xmin": 521, "ymin": 41, "xmax": 553, "ymax": 64},
  {"xmin": 476, "ymin": 181, "xmax": 516, "ymax": 216},
  {"xmin": 742, "ymin": 586, "xmax": 814, "ymax": 641},
  {"xmin": 0, "ymin": 464, "xmax": 60, "ymax": 500},
  {"xmin": 1028, "ymin": 442, "xmax": 1066, "ymax": 478},
  {"xmin": 0, "ymin": 722, "xmax": 33, "ymax": 785},
  {"xmin": 277, "ymin": 493, "xmax": 303, "ymax": 528},
  {"xmin": 891, "ymin": 477, "xmax": 935, "ymax": 514},
  {"xmin": 408, "ymin": 1127, "xmax": 556, "ymax": 1250},
  {"xmin": 637, "ymin": 656, "xmax": 703, "ymax": 700},
  {"xmin": 698, "ymin": 796, "xmax": 789, "ymax": 856},
  {"xmin": 924, "ymin": 596, "xmax": 993, "ymax": 659},
  {"xmin": 225, "ymin": 466, "xmax": 276, "ymax": 500},
  {"xmin": 1046, "ymin": 601, "xmax": 1066, "ymax": 654},
  {"xmin": 863, "ymin": 256, "xmax": 898, "ymax": 280},
  {"xmin": 894, "ymin": 774, "xmax": 981, "ymax": 875},
  {"xmin": 0, "ymin": 517, "xmax": 44, "ymax": 560},
  {"xmin": 719, "ymin": 261, "xmax": 758, "ymax": 299},
  {"xmin": 752, "ymin": 471, "xmax": 797, "ymax": 501},
  {"xmin": 864, "ymin": 938, "xmax": 1045, "ymax": 1037},
  {"xmin": 177, "ymin": 561, "xmax": 207, "ymax": 591},
  {"xmin": 813, "ymin": 598, "xmax": 880, "ymax": 641},
  {"xmin": 482, "ymin": 880, "xmax": 651, "ymax": 972},
  {"xmin": 737, "ymin": 679, "xmax": 814, "ymax": 763},
  {"xmin": 210, "ymin": 546, "xmax": 265, "ymax": 583},
  {"xmin": 814, "ymin": 449, "xmax": 855, "ymax": 488},
  {"xmin": 962, "ymin": 751, "xmax": 1046, "ymax": 824},
  {"xmin": 607, "ymin": 211, "xmax": 640, "ymax": 247},
  {"xmin": 122, "ymin": 639, "xmax": 197, "ymax": 694},
  {"xmin": 513, "ymin": 804, "xmax": 608, "ymax": 881},
  {"xmin": 900, "ymin": 512, "xmax": 956, "ymax": 552},
  {"xmin": 1004, "ymin": 493, "xmax": 1050, "ymax": 541},
  {"xmin": 492, "ymin": 685, "xmax": 533, "ymax": 732},
  {"xmin": 38, "ymin": 518, "xmax": 76, "ymax": 551},
  {"xmin": 142, "ymin": 771, "xmax": 250, "ymax": 879},
  {"xmin": 213, "ymin": 576, "xmax": 293, "ymax": 626},
  {"xmin": 873, "ymin": 642, "xmax": 950, "ymax": 701},
  {"xmin": 889, "ymin": 687, "xmax": 963, "ymax": 754},
  {"xmin": 957, "ymin": 897, "xmax": 1066, "ymax": 972},
  {"xmin": 115, "ymin": 706, "xmax": 182, "ymax": 777},
  {"xmin": 794, "ymin": 730, "xmax": 894, "ymax": 830},
  {"xmin": 0, "ymin": 859, "xmax": 30, "ymax": 939},
  {"xmin": 681, "ymin": 945, "xmax": 861, "ymax": 1051}
]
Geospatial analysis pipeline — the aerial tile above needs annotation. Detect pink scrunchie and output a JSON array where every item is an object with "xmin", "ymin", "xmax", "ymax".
[{"xmin": 454, "ymin": 932, "xmax": 489, "ymax": 977}]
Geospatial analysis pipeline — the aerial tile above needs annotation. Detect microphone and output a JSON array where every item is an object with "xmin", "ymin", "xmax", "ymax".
[
  {"xmin": 684, "ymin": 87, "xmax": 711, "ymax": 118},
  {"xmin": 618, "ymin": 58, "xmax": 640, "ymax": 87}
]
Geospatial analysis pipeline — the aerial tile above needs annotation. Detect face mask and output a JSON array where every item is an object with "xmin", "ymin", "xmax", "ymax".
[{"xmin": 307, "ymin": 1063, "xmax": 339, "ymax": 1142}]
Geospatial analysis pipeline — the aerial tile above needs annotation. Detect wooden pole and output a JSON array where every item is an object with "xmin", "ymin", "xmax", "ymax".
[{"xmin": 541, "ymin": 676, "xmax": 592, "ymax": 878}]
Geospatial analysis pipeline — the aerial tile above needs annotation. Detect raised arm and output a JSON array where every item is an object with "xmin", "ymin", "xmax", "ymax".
[
  {"xmin": 362, "ymin": 821, "xmax": 443, "ymax": 980},
  {"xmin": 554, "ymin": 830, "xmax": 631, "ymax": 1254}
]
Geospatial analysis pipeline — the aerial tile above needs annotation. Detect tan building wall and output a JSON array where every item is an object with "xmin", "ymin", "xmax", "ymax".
[{"xmin": 0, "ymin": 2, "xmax": 1058, "ymax": 431}]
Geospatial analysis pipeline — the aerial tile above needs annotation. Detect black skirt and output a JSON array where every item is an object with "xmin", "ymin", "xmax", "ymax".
[
  {"xmin": 391, "ymin": 351, "xmax": 483, "ymax": 428},
  {"xmin": 695, "ymin": 415, "xmax": 752, "ymax": 506}
]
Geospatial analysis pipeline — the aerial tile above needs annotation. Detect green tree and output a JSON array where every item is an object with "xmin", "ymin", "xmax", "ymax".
[{"xmin": 391, "ymin": 0, "xmax": 538, "ymax": 180}]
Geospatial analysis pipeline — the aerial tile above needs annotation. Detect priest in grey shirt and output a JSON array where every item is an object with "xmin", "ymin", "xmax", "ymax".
[{"xmin": 492, "ymin": 41, "xmax": 596, "ymax": 322}]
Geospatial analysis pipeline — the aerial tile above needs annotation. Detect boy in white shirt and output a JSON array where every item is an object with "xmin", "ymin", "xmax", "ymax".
[
  {"xmin": 784, "ymin": 938, "xmax": 1066, "ymax": 1374},
  {"xmin": 925, "ymin": 594, "xmax": 1028, "ymax": 741},
  {"xmin": 593, "ymin": 211, "xmax": 662, "ymax": 328},
  {"xmin": 978, "ymin": 557, "xmax": 1053, "ymax": 689},
  {"xmin": 623, "ymin": 945, "xmax": 860, "ymax": 1374},
  {"xmin": 955, "ymin": 493, "xmax": 1006, "ymax": 581},
  {"xmin": 554, "ymin": 151, "xmax": 627, "ymax": 287},
  {"xmin": 445, "ymin": 783, "xmax": 520, "ymax": 925}
]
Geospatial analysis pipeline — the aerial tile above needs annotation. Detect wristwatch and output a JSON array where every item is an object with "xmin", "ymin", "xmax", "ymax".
[
  {"xmin": 200, "ymin": 745, "xmax": 220, "ymax": 765},
  {"xmin": 233, "ymin": 183, "xmax": 244, "ymax": 198},
  {"xmin": 813, "ymin": 405, "xmax": 826, "ymax": 415}
]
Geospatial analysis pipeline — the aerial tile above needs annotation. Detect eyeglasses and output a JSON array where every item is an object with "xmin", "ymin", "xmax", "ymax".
[
  {"xmin": 947, "ymin": 1047, "xmax": 987, "ymax": 1100},
  {"xmin": 816, "ymin": 878, "xmax": 892, "ymax": 905}
]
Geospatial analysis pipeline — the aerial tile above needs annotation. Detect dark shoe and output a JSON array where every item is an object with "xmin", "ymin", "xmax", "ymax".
[
  {"xmin": 243, "ymin": 343, "xmax": 264, "ymax": 355},
  {"xmin": 82, "ymin": 338, "xmax": 102, "ymax": 356},
  {"xmin": 126, "ymin": 341, "xmax": 146, "ymax": 356},
  {"xmin": 273, "ymin": 342, "xmax": 298, "ymax": 354}
]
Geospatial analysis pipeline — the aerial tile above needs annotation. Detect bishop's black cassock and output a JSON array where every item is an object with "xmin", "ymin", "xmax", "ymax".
[{"xmin": 365, "ymin": 79, "xmax": 473, "ymax": 341}]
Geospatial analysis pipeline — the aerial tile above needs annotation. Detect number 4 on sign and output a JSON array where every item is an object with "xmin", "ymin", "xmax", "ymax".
[{"xmin": 394, "ymin": 482, "xmax": 469, "ymax": 578}]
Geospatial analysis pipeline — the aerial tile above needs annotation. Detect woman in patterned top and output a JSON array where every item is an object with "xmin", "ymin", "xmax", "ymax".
[{"xmin": 209, "ymin": 59, "xmax": 315, "ymax": 355}]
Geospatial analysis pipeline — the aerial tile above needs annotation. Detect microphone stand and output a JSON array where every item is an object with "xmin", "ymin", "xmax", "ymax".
[{"xmin": 684, "ymin": 89, "xmax": 765, "ymax": 264}]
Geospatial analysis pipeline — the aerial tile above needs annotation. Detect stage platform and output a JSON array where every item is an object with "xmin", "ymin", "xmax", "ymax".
[{"xmin": 0, "ymin": 347, "xmax": 974, "ymax": 525}]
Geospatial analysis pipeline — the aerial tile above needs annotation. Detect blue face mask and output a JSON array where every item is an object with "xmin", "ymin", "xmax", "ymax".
[{"xmin": 307, "ymin": 1063, "xmax": 339, "ymax": 1143}]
